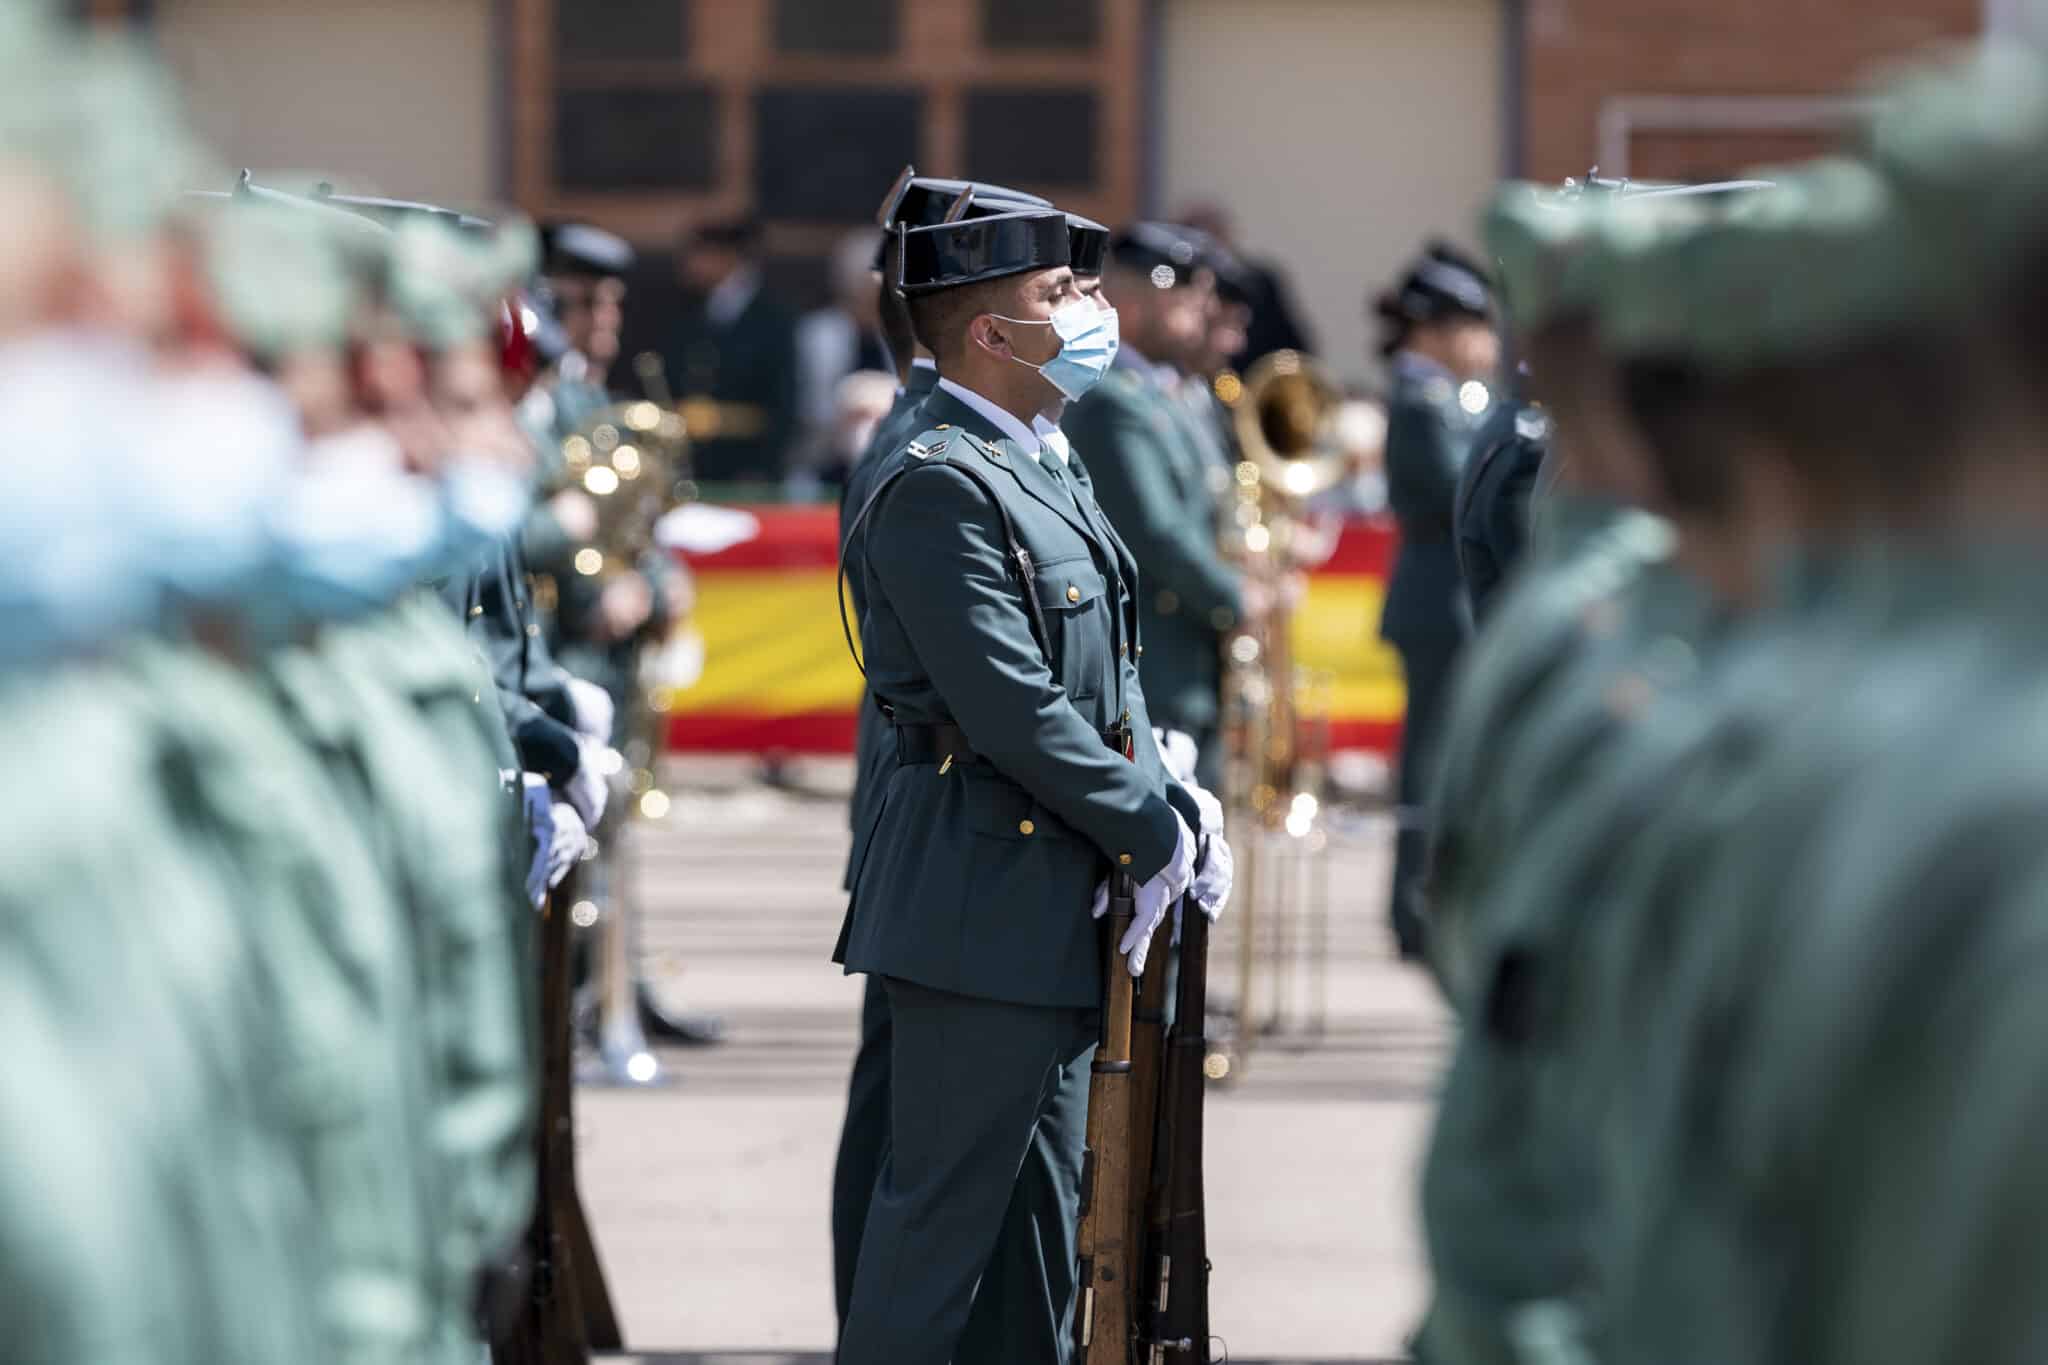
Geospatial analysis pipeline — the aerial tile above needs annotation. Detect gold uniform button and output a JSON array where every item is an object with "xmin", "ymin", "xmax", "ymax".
[
  {"xmin": 1136, "ymin": 645, "xmax": 1145, "ymax": 659},
  {"xmin": 1066, "ymin": 585, "xmax": 1081, "ymax": 604},
  {"xmin": 1119, "ymin": 853, "xmax": 1133, "ymax": 866},
  {"xmin": 469, "ymin": 605, "xmax": 484, "ymax": 618},
  {"xmin": 935, "ymin": 423, "xmax": 950, "ymax": 430},
  {"xmin": 526, "ymin": 623, "xmax": 540, "ymax": 637},
  {"xmin": 1019, "ymin": 820, "xmax": 1036, "ymax": 836}
]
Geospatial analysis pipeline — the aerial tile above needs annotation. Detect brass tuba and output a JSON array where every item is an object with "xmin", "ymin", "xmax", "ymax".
[
  {"xmin": 1232, "ymin": 349, "xmax": 1351, "ymax": 505},
  {"xmin": 1213, "ymin": 350, "xmax": 1344, "ymax": 1079}
]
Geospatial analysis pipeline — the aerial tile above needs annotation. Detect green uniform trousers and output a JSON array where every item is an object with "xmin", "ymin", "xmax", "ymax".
[
  {"xmin": 838, "ymin": 977, "xmax": 1096, "ymax": 1365},
  {"xmin": 831, "ymin": 974, "xmax": 894, "ymax": 1327}
]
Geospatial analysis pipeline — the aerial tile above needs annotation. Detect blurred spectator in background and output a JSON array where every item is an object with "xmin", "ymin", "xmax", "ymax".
[
  {"xmin": 1178, "ymin": 198, "xmax": 1317, "ymax": 366},
  {"xmin": 662, "ymin": 215, "xmax": 798, "ymax": 487},
  {"xmin": 797, "ymin": 369, "xmax": 897, "ymax": 496},
  {"xmin": 794, "ymin": 230, "xmax": 893, "ymax": 485}
]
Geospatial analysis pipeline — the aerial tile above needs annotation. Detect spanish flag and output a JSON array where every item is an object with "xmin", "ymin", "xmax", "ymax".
[{"xmin": 663, "ymin": 506, "xmax": 1405, "ymax": 756}]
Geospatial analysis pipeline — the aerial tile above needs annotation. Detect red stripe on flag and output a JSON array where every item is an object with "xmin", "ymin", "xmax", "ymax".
[{"xmin": 666, "ymin": 708, "xmax": 859, "ymax": 754}]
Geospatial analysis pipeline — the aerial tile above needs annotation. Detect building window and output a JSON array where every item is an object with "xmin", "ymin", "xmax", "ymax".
[
  {"xmin": 965, "ymin": 89, "xmax": 1098, "ymax": 187},
  {"xmin": 981, "ymin": 0, "xmax": 1099, "ymax": 50},
  {"xmin": 755, "ymin": 87, "xmax": 923, "ymax": 220},
  {"xmin": 556, "ymin": 0, "xmax": 689, "ymax": 64},
  {"xmin": 773, "ymin": 0, "xmax": 898, "ymax": 56},
  {"xmin": 555, "ymin": 84, "xmax": 718, "ymax": 191}
]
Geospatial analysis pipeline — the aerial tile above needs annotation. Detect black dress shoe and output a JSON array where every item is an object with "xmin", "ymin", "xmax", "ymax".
[{"xmin": 638, "ymin": 983, "xmax": 728, "ymax": 1046}]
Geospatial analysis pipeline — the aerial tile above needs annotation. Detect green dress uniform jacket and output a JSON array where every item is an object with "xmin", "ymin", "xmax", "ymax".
[
  {"xmin": 1454, "ymin": 399, "xmax": 1550, "ymax": 623},
  {"xmin": 1063, "ymin": 351, "xmax": 1240, "ymax": 745},
  {"xmin": 120, "ymin": 639, "xmax": 446, "ymax": 1364},
  {"xmin": 835, "ymin": 383, "xmax": 1198, "ymax": 1365},
  {"xmin": 837, "ymin": 384, "xmax": 1197, "ymax": 1010},
  {"xmin": 840, "ymin": 362, "xmax": 942, "ymax": 891},
  {"xmin": 829, "ymin": 361, "xmax": 941, "ymax": 1330},
  {"xmin": 448, "ymin": 537, "xmax": 584, "ymax": 786},
  {"xmin": 316, "ymin": 595, "xmax": 539, "ymax": 1352},
  {"xmin": 1415, "ymin": 519, "xmax": 1720, "ymax": 1365},
  {"xmin": 1588, "ymin": 557, "xmax": 2048, "ymax": 1365},
  {"xmin": 0, "ymin": 675, "xmax": 322, "ymax": 1365}
]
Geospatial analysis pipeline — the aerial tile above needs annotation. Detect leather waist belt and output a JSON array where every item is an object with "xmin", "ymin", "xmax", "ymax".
[
  {"xmin": 897, "ymin": 721, "xmax": 1131, "ymax": 767},
  {"xmin": 896, "ymin": 722, "xmax": 976, "ymax": 767}
]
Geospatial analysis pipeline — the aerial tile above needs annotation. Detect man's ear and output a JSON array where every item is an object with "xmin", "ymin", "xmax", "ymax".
[{"xmin": 971, "ymin": 313, "xmax": 1010, "ymax": 359}]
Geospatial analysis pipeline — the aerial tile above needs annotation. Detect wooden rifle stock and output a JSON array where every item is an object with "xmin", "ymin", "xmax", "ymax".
[
  {"xmin": 1076, "ymin": 871, "xmax": 1141, "ymax": 1362},
  {"xmin": 1148, "ymin": 902, "xmax": 1214, "ymax": 1363},
  {"xmin": 1125, "ymin": 909, "xmax": 1173, "ymax": 1304}
]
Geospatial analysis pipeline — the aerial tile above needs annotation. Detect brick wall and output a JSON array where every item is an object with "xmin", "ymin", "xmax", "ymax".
[{"xmin": 1520, "ymin": 0, "xmax": 1984, "ymax": 181}]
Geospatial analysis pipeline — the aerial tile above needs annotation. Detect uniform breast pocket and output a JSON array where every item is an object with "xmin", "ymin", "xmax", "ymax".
[{"xmin": 1034, "ymin": 558, "xmax": 1113, "ymax": 704}]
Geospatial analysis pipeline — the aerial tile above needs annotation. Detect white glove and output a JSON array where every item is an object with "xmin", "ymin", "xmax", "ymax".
[
  {"xmin": 1092, "ymin": 812, "xmax": 1197, "ymax": 976},
  {"xmin": 1179, "ymin": 832, "xmax": 1234, "ymax": 940},
  {"xmin": 566, "ymin": 734, "xmax": 610, "ymax": 830},
  {"xmin": 1152, "ymin": 726, "xmax": 1200, "ymax": 785},
  {"xmin": 547, "ymin": 801, "xmax": 591, "ymax": 889},
  {"xmin": 521, "ymin": 774, "xmax": 554, "ymax": 907},
  {"xmin": 565, "ymin": 676, "xmax": 615, "ymax": 742}
]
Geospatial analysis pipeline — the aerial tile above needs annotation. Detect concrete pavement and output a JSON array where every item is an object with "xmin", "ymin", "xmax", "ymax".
[{"xmin": 581, "ymin": 759, "xmax": 1450, "ymax": 1362}]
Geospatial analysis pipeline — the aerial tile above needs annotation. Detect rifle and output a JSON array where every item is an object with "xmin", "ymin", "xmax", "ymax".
[
  {"xmin": 1124, "ymin": 914, "xmax": 1173, "ymax": 1309},
  {"xmin": 1076, "ymin": 869, "xmax": 1143, "ymax": 1362},
  {"xmin": 490, "ymin": 870, "xmax": 622, "ymax": 1365},
  {"xmin": 1147, "ymin": 901, "xmax": 1215, "ymax": 1363}
]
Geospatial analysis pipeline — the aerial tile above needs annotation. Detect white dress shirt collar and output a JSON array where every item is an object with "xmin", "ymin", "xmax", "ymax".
[
  {"xmin": 1031, "ymin": 415, "xmax": 1072, "ymax": 466},
  {"xmin": 937, "ymin": 376, "xmax": 1043, "ymax": 458},
  {"xmin": 705, "ymin": 265, "xmax": 762, "ymax": 327}
]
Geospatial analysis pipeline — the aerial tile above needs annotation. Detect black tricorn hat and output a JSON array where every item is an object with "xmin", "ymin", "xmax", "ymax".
[
  {"xmin": 876, "ymin": 165, "xmax": 1052, "ymax": 230},
  {"xmin": 1107, "ymin": 221, "xmax": 1207, "ymax": 288},
  {"xmin": 898, "ymin": 209, "xmax": 1072, "ymax": 297},
  {"xmin": 1066, "ymin": 213, "xmax": 1110, "ymax": 278},
  {"xmin": 872, "ymin": 167, "xmax": 1053, "ymax": 269},
  {"xmin": 542, "ymin": 221, "xmax": 636, "ymax": 277}
]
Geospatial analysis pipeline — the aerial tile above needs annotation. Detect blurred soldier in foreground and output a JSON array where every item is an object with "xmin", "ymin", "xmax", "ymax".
[
  {"xmin": 1373, "ymin": 243, "xmax": 1499, "ymax": 960},
  {"xmin": 0, "ymin": 14, "xmax": 550, "ymax": 1361}
]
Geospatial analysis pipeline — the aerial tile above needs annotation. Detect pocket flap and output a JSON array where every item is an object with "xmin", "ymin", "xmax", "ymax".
[
  {"xmin": 960, "ymin": 774, "xmax": 1068, "ymax": 840},
  {"xmin": 1035, "ymin": 563, "xmax": 1108, "ymax": 612}
]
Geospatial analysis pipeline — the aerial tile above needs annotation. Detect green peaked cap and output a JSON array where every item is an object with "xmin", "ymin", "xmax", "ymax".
[
  {"xmin": 1862, "ymin": 42, "xmax": 2048, "ymax": 305},
  {"xmin": 0, "ymin": 23, "xmax": 212, "ymax": 242},
  {"xmin": 387, "ymin": 214, "xmax": 539, "ymax": 349},
  {"xmin": 1599, "ymin": 157, "xmax": 1942, "ymax": 373},
  {"xmin": 1483, "ymin": 182, "xmax": 1597, "ymax": 333}
]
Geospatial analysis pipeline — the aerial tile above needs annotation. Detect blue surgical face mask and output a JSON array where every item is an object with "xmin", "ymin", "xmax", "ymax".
[
  {"xmin": 255, "ymin": 424, "xmax": 448, "ymax": 631},
  {"xmin": 990, "ymin": 298, "xmax": 1120, "ymax": 400},
  {"xmin": 438, "ymin": 455, "xmax": 533, "ymax": 576},
  {"xmin": 0, "ymin": 330, "xmax": 164, "ymax": 668}
]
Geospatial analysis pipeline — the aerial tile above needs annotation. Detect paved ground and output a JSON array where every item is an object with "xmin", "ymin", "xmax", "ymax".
[{"xmin": 582, "ymin": 758, "xmax": 1450, "ymax": 1363}]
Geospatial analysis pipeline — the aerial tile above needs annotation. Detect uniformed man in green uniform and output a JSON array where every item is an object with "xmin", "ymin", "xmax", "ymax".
[
  {"xmin": 828, "ymin": 168, "xmax": 1078, "ymax": 1333},
  {"xmin": 1413, "ymin": 175, "xmax": 1793, "ymax": 1363},
  {"xmin": 1421, "ymin": 152, "xmax": 1976, "ymax": 1365},
  {"xmin": 1065, "ymin": 222, "xmax": 1251, "ymax": 792},
  {"xmin": 835, "ymin": 207, "xmax": 1209, "ymax": 1365},
  {"xmin": 1592, "ymin": 52, "xmax": 2048, "ymax": 1365},
  {"xmin": 0, "ymin": 28, "xmax": 329, "ymax": 1357},
  {"xmin": 1374, "ymin": 243, "xmax": 1500, "ymax": 959}
]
